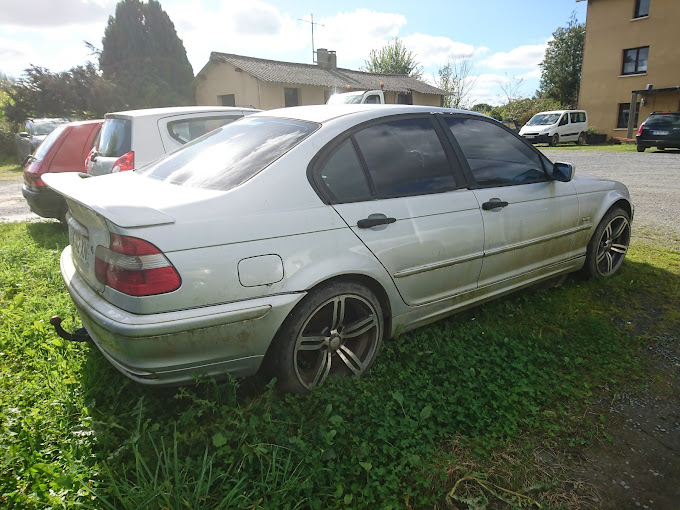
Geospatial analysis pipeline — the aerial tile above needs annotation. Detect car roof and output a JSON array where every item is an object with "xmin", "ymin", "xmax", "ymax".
[
  {"xmin": 63, "ymin": 119, "xmax": 104, "ymax": 127},
  {"xmin": 253, "ymin": 104, "xmax": 486, "ymax": 124},
  {"xmin": 107, "ymin": 106, "xmax": 260, "ymax": 119}
]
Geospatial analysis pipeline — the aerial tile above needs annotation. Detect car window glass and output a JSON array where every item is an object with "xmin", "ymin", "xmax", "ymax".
[
  {"xmin": 317, "ymin": 139, "xmax": 372, "ymax": 202},
  {"xmin": 364, "ymin": 95, "xmax": 381, "ymax": 104},
  {"xmin": 98, "ymin": 118, "xmax": 131, "ymax": 157},
  {"xmin": 167, "ymin": 116, "xmax": 241, "ymax": 144},
  {"xmin": 527, "ymin": 113, "xmax": 560, "ymax": 126},
  {"xmin": 559, "ymin": 115, "xmax": 568, "ymax": 126},
  {"xmin": 353, "ymin": 117, "xmax": 456, "ymax": 197},
  {"xmin": 645, "ymin": 114, "xmax": 680, "ymax": 128},
  {"xmin": 138, "ymin": 117, "xmax": 318, "ymax": 191},
  {"xmin": 33, "ymin": 124, "xmax": 68, "ymax": 161},
  {"xmin": 444, "ymin": 116, "xmax": 547, "ymax": 186}
]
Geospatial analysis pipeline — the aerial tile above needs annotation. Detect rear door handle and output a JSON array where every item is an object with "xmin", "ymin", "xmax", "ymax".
[
  {"xmin": 482, "ymin": 200, "xmax": 509, "ymax": 210},
  {"xmin": 357, "ymin": 216, "xmax": 396, "ymax": 229}
]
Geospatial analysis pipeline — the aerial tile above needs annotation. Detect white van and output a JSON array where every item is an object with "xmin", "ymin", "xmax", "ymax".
[{"xmin": 519, "ymin": 110, "xmax": 588, "ymax": 146}]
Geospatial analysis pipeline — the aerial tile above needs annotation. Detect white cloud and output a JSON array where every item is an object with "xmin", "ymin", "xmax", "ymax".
[
  {"xmin": 0, "ymin": 0, "xmax": 115, "ymax": 28},
  {"xmin": 482, "ymin": 43, "xmax": 547, "ymax": 69},
  {"xmin": 401, "ymin": 33, "xmax": 487, "ymax": 67},
  {"xmin": 518, "ymin": 68, "xmax": 542, "ymax": 80}
]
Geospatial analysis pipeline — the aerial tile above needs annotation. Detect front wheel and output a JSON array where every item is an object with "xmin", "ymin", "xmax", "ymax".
[
  {"xmin": 582, "ymin": 207, "xmax": 631, "ymax": 279},
  {"xmin": 269, "ymin": 281, "xmax": 384, "ymax": 394},
  {"xmin": 549, "ymin": 134, "xmax": 559, "ymax": 147}
]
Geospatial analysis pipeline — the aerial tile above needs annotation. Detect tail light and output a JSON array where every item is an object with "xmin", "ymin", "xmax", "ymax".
[
  {"xmin": 85, "ymin": 148, "xmax": 95, "ymax": 172},
  {"xmin": 637, "ymin": 124, "xmax": 644, "ymax": 136},
  {"xmin": 94, "ymin": 234, "xmax": 181, "ymax": 296},
  {"xmin": 111, "ymin": 151, "xmax": 135, "ymax": 173},
  {"xmin": 24, "ymin": 171, "xmax": 47, "ymax": 190}
]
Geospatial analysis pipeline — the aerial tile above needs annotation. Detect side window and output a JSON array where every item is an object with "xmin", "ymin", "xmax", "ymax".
[
  {"xmin": 364, "ymin": 95, "xmax": 381, "ymax": 104},
  {"xmin": 559, "ymin": 115, "xmax": 568, "ymax": 126},
  {"xmin": 167, "ymin": 116, "xmax": 240, "ymax": 144},
  {"xmin": 570, "ymin": 113, "xmax": 577, "ymax": 123},
  {"xmin": 317, "ymin": 139, "xmax": 372, "ymax": 202},
  {"xmin": 444, "ymin": 116, "xmax": 547, "ymax": 186},
  {"xmin": 353, "ymin": 117, "xmax": 457, "ymax": 197}
]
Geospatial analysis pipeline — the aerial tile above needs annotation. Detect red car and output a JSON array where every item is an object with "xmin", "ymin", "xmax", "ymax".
[{"xmin": 23, "ymin": 119, "xmax": 102, "ymax": 221}]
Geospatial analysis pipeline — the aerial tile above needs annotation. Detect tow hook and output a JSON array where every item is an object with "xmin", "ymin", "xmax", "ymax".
[{"xmin": 50, "ymin": 316, "xmax": 91, "ymax": 342}]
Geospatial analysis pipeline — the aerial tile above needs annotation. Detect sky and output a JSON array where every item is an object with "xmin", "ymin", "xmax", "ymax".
[{"xmin": 0, "ymin": 0, "xmax": 587, "ymax": 106}]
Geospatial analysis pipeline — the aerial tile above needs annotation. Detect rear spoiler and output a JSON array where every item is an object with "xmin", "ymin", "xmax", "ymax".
[{"xmin": 42, "ymin": 173, "xmax": 175, "ymax": 228}]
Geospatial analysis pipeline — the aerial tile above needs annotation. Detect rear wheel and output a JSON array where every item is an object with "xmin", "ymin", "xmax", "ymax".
[
  {"xmin": 583, "ymin": 207, "xmax": 631, "ymax": 279},
  {"xmin": 577, "ymin": 132, "xmax": 586, "ymax": 145},
  {"xmin": 549, "ymin": 134, "xmax": 559, "ymax": 147},
  {"xmin": 269, "ymin": 281, "xmax": 383, "ymax": 394},
  {"xmin": 636, "ymin": 145, "xmax": 645, "ymax": 152}
]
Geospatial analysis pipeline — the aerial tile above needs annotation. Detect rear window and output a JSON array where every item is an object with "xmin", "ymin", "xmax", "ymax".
[
  {"xmin": 644, "ymin": 114, "xmax": 680, "ymax": 128},
  {"xmin": 98, "ymin": 118, "xmax": 131, "ymax": 157},
  {"xmin": 33, "ymin": 124, "xmax": 67, "ymax": 161},
  {"xmin": 137, "ymin": 117, "xmax": 319, "ymax": 191},
  {"xmin": 167, "ymin": 115, "xmax": 241, "ymax": 144}
]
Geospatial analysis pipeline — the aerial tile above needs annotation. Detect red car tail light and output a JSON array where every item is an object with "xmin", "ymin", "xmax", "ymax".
[
  {"xmin": 85, "ymin": 148, "xmax": 95, "ymax": 172},
  {"xmin": 94, "ymin": 234, "xmax": 181, "ymax": 296},
  {"xmin": 111, "ymin": 151, "xmax": 135, "ymax": 173},
  {"xmin": 637, "ymin": 124, "xmax": 644, "ymax": 136}
]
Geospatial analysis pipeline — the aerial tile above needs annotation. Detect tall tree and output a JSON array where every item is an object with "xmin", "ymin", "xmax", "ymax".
[
  {"xmin": 99, "ymin": 0, "xmax": 194, "ymax": 108},
  {"xmin": 363, "ymin": 38, "xmax": 423, "ymax": 78},
  {"xmin": 435, "ymin": 55, "xmax": 476, "ymax": 108},
  {"xmin": 539, "ymin": 13, "xmax": 585, "ymax": 108}
]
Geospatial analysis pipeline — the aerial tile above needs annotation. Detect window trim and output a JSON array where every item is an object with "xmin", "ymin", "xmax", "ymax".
[
  {"xmin": 307, "ymin": 113, "xmax": 467, "ymax": 205},
  {"xmin": 616, "ymin": 102, "xmax": 641, "ymax": 129},
  {"xmin": 633, "ymin": 0, "xmax": 650, "ymax": 18},
  {"xmin": 621, "ymin": 46, "xmax": 649, "ymax": 75},
  {"xmin": 435, "ymin": 113, "xmax": 551, "ymax": 189}
]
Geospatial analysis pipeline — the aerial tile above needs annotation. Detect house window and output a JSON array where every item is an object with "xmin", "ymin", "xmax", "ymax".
[
  {"xmin": 284, "ymin": 87, "xmax": 300, "ymax": 107},
  {"xmin": 622, "ymin": 46, "xmax": 649, "ymax": 75},
  {"xmin": 634, "ymin": 0, "xmax": 650, "ymax": 18},
  {"xmin": 396, "ymin": 92, "xmax": 412, "ymax": 105},
  {"xmin": 220, "ymin": 94, "xmax": 235, "ymax": 107},
  {"xmin": 617, "ymin": 103, "xmax": 641, "ymax": 129}
]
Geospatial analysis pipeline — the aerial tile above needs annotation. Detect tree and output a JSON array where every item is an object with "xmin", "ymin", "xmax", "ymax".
[
  {"xmin": 434, "ymin": 55, "xmax": 476, "ymax": 108},
  {"xmin": 539, "ymin": 13, "xmax": 585, "ymax": 108},
  {"xmin": 99, "ymin": 0, "xmax": 194, "ymax": 108},
  {"xmin": 363, "ymin": 38, "xmax": 423, "ymax": 78}
]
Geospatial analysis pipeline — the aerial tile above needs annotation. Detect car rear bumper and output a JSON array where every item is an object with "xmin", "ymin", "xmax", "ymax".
[
  {"xmin": 636, "ymin": 135, "xmax": 680, "ymax": 149},
  {"xmin": 60, "ymin": 246, "xmax": 305, "ymax": 385},
  {"xmin": 22, "ymin": 185, "xmax": 67, "ymax": 220}
]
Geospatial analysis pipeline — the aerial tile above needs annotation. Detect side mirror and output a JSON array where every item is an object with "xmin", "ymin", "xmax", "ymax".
[
  {"xmin": 551, "ymin": 162, "xmax": 575, "ymax": 182},
  {"xmin": 18, "ymin": 132, "xmax": 30, "ymax": 138}
]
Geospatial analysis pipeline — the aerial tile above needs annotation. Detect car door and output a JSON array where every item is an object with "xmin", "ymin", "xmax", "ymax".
[
  {"xmin": 310, "ymin": 115, "xmax": 485, "ymax": 306},
  {"xmin": 440, "ymin": 114, "xmax": 581, "ymax": 288}
]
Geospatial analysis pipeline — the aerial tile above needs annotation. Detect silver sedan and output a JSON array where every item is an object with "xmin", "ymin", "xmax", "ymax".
[{"xmin": 44, "ymin": 105, "xmax": 633, "ymax": 393}]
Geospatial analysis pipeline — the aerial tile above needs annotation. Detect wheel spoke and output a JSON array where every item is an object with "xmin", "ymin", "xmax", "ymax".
[
  {"xmin": 596, "ymin": 249, "xmax": 608, "ymax": 263},
  {"xmin": 603, "ymin": 223, "xmax": 613, "ymax": 242},
  {"xmin": 331, "ymin": 297, "xmax": 345, "ymax": 330},
  {"xmin": 312, "ymin": 350, "xmax": 333, "ymax": 386},
  {"xmin": 610, "ymin": 243, "xmax": 628, "ymax": 255},
  {"xmin": 342, "ymin": 314, "xmax": 377, "ymax": 338},
  {"xmin": 605, "ymin": 252, "xmax": 613, "ymax": 274},
  {"xmin": 611, "ymin": 219, "xmax": 629, "ymax": 240},
  {"xmin": 297, "ymin": 335, "xmax": 328, "ymax": 351},
  {"xmin": 337, "ymin": 345, "xmax": 367, "ymax": 376}
]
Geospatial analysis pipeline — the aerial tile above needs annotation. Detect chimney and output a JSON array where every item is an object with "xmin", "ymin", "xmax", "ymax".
[
  {"xmin": 316, "ymin": 48, "xmax": 328, "ymax": 67},
  {"xmin": 327, "ymin": 50, "xmax": 337, "ymax": 69}
]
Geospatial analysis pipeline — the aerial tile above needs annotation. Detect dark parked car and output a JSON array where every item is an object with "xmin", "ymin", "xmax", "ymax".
[
  {"xmin": 15, "ymin": 118, "xmax": 69, "ymax": 163},
  {"xmin": 22, "ymin": 119, "xmax": 102, "ymax": 221},
  {"xmin": 636, "ymin": 112, "xmax": 680, "ymax": 152}
]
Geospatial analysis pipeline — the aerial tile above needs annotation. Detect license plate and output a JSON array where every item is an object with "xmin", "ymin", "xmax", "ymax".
[
  {"xmin": 71, "ymin": 230, "xmax": 90, "ymax": 267},
  {"xmin": 651, "ymin": 130, "xmax": 669, "ymax": 135},
  {"xmin": 525, "ymin": 135, "xmax": 536, "ymax": 139}
]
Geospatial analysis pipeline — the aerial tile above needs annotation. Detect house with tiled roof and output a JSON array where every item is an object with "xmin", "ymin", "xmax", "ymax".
[{"xmin": 194, "ymin": 49, "xmax": 447, "ymax": 109}]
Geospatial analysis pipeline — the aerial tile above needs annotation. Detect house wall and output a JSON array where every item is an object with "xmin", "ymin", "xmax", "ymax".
[
  {"xmin": 195, "ymin": 60, "xmax": 443, "ymax": 109},
  {"xmin": 579, "ymin": 0, "xmax": 680, "ymax": 138}
]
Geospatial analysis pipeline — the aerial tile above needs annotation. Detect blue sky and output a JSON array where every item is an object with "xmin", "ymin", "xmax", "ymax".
[{"xmin": 0, "ymin": 0, "xmax": 586, "ymax": 105}]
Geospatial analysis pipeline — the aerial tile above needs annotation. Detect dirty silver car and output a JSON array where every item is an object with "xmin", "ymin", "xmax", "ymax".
[{"xmin": 44, "ymin": 105, "xmax": 633, "ymax": 393}]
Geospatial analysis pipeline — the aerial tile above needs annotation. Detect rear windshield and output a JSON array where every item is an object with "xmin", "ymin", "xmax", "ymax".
[
  {"xmin": 98, "ymin": 118, "xmax": 131, "ymax": 157},
  {"xmin": 33, "ymin": 124, "xmax": 67, "ymax": 161},
  {"xmin": 527, "ymin": 113, "xmax": 561, "ymax": 126},
  {"xmin": 32, "ymin": 119, "xmax": 66, "ymax": 136},
  {"xmin": 137, "ymin": 117, "xmax": 319, "ymax": 191},
  {"xmin": 644, "ymin": 114, "xmax": 680, "ymax": 128}
]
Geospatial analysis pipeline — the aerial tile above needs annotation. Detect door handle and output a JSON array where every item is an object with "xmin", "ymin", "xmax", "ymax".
[
  {"xmin": 482, "ymin": 200, "xmax": 509, "ymax": 210},
  {"xmin": 357, "ymin": 216, "xmax": 396, "ymax": 229}
]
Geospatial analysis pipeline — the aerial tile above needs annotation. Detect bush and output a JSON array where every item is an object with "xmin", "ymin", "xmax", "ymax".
[{"xmin": 0, "ymin": 126, "xmax": 16, "ymax": 161}]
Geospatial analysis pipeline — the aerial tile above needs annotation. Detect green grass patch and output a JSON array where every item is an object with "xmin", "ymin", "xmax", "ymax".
[
  {"xmin": 1, "ymin": 223, "xmax": 677, "ymax": 508},
  {"xmin": 0, "ymin": 158, "xmax": 22, "ymax": 181}
]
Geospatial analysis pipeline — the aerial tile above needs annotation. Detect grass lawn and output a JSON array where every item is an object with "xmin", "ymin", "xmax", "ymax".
[
  {"xmin": 0, "ymin": 157, "xmax": 22, "ymax": 182},
  {"xmin": 0, "ymin": 222, "xmax": 678, "ymax": 508}
]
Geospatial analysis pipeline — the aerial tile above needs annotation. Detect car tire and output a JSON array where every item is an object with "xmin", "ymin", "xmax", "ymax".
[
  {"xmin": 636, "ymin": 145, "xmax": 645, "ymax": 152},
  {"xmin": 268, "ymin": 281, "xmax": 384, "ymax": 394},
  {"xmin": 582, "ymin": 207, "xmax": 631, "ymax": 279},
  {"xmin": 577, "ymin": 132, "xmax": 586, "ymax": 146},
  {"xmin": 549, "ymin": 134, "xmax": 559, "ymax": 147}
]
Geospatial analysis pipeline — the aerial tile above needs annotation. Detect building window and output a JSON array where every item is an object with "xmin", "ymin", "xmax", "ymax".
[
  {"xmin": 634, "ymin": 0, "xmax": 650, "ymax": 18},
  {"xmin": 284, "ymin": 87, "xmax": 300, "ymax": 107},
  {"xmin": 622, "ymin": 46, "xmax": 649, "ymax": 75},
  {"xmin": 617, "ymin": 103, "xmax": 641, "ymax": 129},
  {"xmin": 220, "ymin": 94, "xmax": 235, "ymax": 107},
  {"xmin": 396, "ymin": 92, "xmax": 412, "ymax": 105}
]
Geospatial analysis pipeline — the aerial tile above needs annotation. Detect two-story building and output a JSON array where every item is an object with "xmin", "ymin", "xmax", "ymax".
[
  {"xmin": 194, "ymin": 49, "xmax": 447, "ymax": 110},
  {"xmin": 578, "ymin": 0, "xmax": 680, "ymax": 139}
]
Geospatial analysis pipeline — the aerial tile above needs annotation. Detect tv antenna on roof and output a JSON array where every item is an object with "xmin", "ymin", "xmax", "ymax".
[{"xmin": 298, "ymin": 14, "xmax": 324, "ymax": 63}]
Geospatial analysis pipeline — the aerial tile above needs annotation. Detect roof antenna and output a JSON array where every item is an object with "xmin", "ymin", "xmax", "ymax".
[{"xmin": 298, "ymin": 14, "xmax": 324, "ymax": 64}]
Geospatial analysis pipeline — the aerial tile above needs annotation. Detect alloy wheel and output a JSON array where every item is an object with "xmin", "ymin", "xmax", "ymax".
[{"xmin": 595, "ymin": 215, "xmax": 630, "ymax": 276}]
